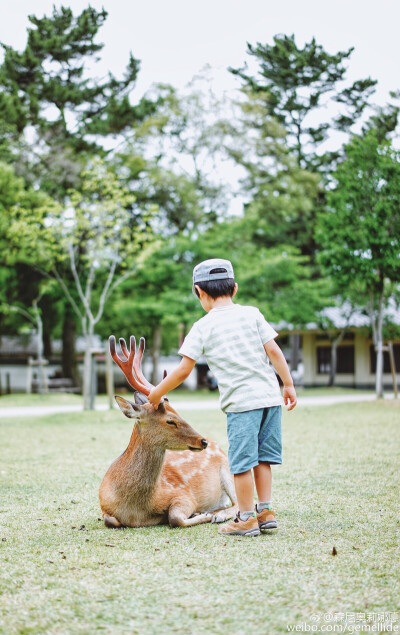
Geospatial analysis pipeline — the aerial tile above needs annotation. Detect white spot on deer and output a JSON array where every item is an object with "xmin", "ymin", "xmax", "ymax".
[{"xmin": 168, "ymin": 458, "xmax": 185, "ymax": 467}]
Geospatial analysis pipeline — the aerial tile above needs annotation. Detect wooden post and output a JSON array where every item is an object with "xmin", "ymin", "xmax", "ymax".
[
  {"xmin": 105, "ymin": 344, "xmax": 114, "ymax": 410},
  {"xmin": 6, "ymin": 373, "xmax": 10, "ymax": 394},
  {"xmin": 26, "ymin": 357, "xmax": 33, "ymax": 394},
  {"xmin": 388, "ymin": 341, "xmax": 398, "ymax": 399},
  {"xmin": 38, "ymin": 359, "xmax": 49, "ymax": 394},
  {"xmin": 89, "ymin": 352, "xmax": 97, "ymax": 410}
]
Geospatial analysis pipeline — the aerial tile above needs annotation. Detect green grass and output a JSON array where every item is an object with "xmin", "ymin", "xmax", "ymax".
[
  {"xmin": 0, "ymin": 402, "xmax": 399, "ymax": 634},
  {"xmin": 0, "ymin": 392, "xmax": 85, "ymax": 408},
  {"xmin": 0, "ymin": 385, "xmax": 376, "ymax": 409}
]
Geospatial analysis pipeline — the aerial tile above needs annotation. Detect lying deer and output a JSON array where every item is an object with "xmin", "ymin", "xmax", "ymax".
[{"xmin": 99, "ymin": 336, "xmax": 237, "ymax": 528}]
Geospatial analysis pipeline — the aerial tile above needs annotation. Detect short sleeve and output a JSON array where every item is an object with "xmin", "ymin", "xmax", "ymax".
[
  {"xmin": 178, "ymin": 322, "xmax": 204, "ymax": 361},
  {"xmin": 256, "ymin": 310, "xmax": 278, "ymax": 344}
]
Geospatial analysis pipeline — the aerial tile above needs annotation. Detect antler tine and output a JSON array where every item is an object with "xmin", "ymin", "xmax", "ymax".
[
  {"xmin": 118, "ymin": 337, "xmax": 130, "ymax": 362},
  {"xmin": 109, "ymin": 334, "xmax": 150, "ymax": 395},
  {"xmin": 109, "ymin": 335, "xmax": 122, "ymax": 366},
  {"xmin": 133, "ymin": 336, "xmax": 155, "ymax": 393},
  {"xmin": 129, "ymin": 336, "xmax": 136, "ymax": 361}
]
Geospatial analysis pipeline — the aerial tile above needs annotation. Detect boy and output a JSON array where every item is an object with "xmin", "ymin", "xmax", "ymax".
[{"xmin": 148, "ymin": 258, "xmax": 297, "ymax": 537}]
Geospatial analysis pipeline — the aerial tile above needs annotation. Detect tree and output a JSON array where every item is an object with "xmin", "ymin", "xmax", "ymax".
[
  {"xmin": 121, "ymin": 76, "xmax": 234, "ymax": 226},
  {"xmin": 0, "ymin": 161, "xmax": 55, "ymax": 334},
  {"xmin": 0, "ymin": 6, "xmax": 156, "ymax": 165},
  {"xmin": 230, "ymin": 34, "xmax": 377, "ymax": 172},
  {"xmin": 5, "ymin": 160, "xmax": 154, "ymax": 408},
  {"xmin": 0, "ymin": 6, "xmax": 161, "ymax": 377},
  {"xmin": 99, "ymin": 239, "xmax": 199, "ymax": 383},
  {"xmin": 216, "ymin": 89, "xmax": 320, "ymax": 255},
  {"xmin": 316, "ymin": 130, "xmax": 400, "ymax": 397}
]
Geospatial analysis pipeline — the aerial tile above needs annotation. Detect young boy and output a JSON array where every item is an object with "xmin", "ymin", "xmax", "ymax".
[{"xmin": 148, "ymin": 258, "xmax": 297, "ymax": 537}]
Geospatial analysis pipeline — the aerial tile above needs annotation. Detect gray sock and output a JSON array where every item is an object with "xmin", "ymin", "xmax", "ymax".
[
  {"xmin": 256, "ymin": 501, "xmax": 272, "ymax": 513},
  {"xmin": 239, "ymin": 510, "xmax": 255, "ymax": 521}
]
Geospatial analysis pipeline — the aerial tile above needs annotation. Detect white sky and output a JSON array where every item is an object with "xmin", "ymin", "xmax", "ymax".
[{"xmin": 1, "ymin": 0, "xmax": 399, "ymax": 106}]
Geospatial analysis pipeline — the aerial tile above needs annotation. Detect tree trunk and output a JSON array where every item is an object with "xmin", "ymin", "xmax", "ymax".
[
  {"xmin": 329, "ymin": 342, "xmax": 338, "ymax": 387},
  {"xmin": 83, "ymin": 329, "xmax": 93, "ymax": 410},
  {"xmin": 375, "ymin": 340, "xmax": 384, "ymax": 398},
  {"xmin": 43, "ymin": 329, "xmax": 52, "ymax": 359},
  {"xmin": 62, "ymin": 308, "xmax": 79, "ymax": 385},
  {"xmin": 151, "ymin": 325, "xmax": 163, "ymax": 385},
  {"xmin": 290, "ymin": 334, "xmax": 300, "ymax": 372},
  {"xmin": 375, "ymin": 295, "xmax": 384, "ymax": 399},
  {"xmin": 328, "ymin": 330, "xmax": 346, "ymax": 387}
]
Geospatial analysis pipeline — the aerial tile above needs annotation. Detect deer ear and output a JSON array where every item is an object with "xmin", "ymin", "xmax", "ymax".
[
  {"xmin": 134, "ymin": 391, "xmax": 148, "ymax": 405},
  {"xmin": 157, "ymin": 401, "xmax": 166, "ymax": 413},
  {"xmin": 115, "ymin": 396, "xmax": 142, "ymax": 418}
]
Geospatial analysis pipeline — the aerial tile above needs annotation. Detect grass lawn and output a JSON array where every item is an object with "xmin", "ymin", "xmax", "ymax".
[
  {"xmin": 0, "ymin": 401, "xmax": 399, "ymax": 634},
  {"xmin": 0, "ymin": 385, "xmax": 376, "ymax": 409}
]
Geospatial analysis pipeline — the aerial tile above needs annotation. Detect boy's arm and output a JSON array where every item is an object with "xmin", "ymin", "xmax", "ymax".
[
  {"xmin": 264, "ymin": 340, "xmax": 297, "ymax": 410},
  {"xmin": 148, "ymin": 356, "xmax": 196, "ymax": 408}
]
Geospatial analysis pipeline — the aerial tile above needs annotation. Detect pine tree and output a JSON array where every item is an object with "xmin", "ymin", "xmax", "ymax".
[
  {"xmin": 230, "ymin": 34, "xmax": 377, "ymax": 172},
  {"xmin": 0, "ymin": 6, "xmax": 157, "ymax": 192}
]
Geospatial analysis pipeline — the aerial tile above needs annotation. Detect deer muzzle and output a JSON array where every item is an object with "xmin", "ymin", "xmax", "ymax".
[{"xmin": 188, "ymin": 438, "xmax": 208, "ymax": 452}]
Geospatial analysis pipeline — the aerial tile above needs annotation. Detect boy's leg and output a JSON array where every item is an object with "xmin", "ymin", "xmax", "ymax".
[
  {"xmin": 253, "ymin": 461, "xmax": 272, "ymax": 502},
  {"xmin": 219, "ymin": 410, "xmax": 262, "ymax": 536},
  {"xmin": 234, "ymin": 469, "xmax": 255, "ymax": 513},
  {"xmin": 255, "ymin": 405, "xmax": 282, "ymax": 530},
  {"xmin": 219, "ymin": 469, "xmax": 260, "ymax": 536},
  {"xmin": 253, "ymin": 461, "xmax": 277, "ymax": 528}
]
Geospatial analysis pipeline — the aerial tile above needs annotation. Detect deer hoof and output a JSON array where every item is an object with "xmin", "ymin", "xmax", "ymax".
[
  {"xmin": 211, "ymin": 511, "xmax": 230, "ymax": 523},
  {"xmin": 104, "ymin": 514, "xmax": 122, "ymax": 528}
]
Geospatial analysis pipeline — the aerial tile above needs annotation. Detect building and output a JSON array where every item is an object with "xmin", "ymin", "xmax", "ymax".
[{"xmin": 295, "ymin": 305, "xmax": 400, "ymax": 389}]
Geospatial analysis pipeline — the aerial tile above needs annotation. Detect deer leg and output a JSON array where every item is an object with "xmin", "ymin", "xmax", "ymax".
[
  {"xmin": 211, "ymin": 506, "xmax": 237, "ymax": 523},
  {"xmin": 221, "ymin": 465, "xmax": 237, "ymax": 504},
  {"xmin": 211, "ymin": 466, "xmax": 238, "ymax": 523},
  {"xmin": 103, "ymin": 514, "xmax": 122, "ymax": 528},
  {"xmin": 168, "ymin": 499, "xmax": 213, "ymax": 528}
]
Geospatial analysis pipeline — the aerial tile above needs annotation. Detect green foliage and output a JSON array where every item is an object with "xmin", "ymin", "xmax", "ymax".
[
  {"xmin": 99, "ymin": 238, "xmax": 199, "ymax": 352},
  {"xmin": 124, "ymin": 79, "xmax": 232, "ymax": 223},
  {"xmin": 214, "ymin": 86, "xmax": 322, "ymax": 257},
  {"xmin": 230, "ymin": 34, "xmax": 377, "ymax": 170},
  {"xmin": 116, "ymin": 151, "xmax": 210, "ymax": 235},
  {"xmin": 316, "ymin": 131, "xmax": 400, "ymax": 297},
  {"xmin": 0, "ymin": 6, "xmax": 159, "ymax": 198},
  {"xmin": 0, "ymin": 6, "xmax": 148, "ymax": 146},
  {"xmin": 114, "ymin": 217, "xmax": 332, "ymax": 340},
  {"xmin": 0, "ymin": 162, "xmax": 58, "ymax": 334}
]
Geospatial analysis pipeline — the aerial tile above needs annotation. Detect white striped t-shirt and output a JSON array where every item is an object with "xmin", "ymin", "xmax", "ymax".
[{"xmin": 178, "ymin": 304, "xmax": 283, "ymax": 413}]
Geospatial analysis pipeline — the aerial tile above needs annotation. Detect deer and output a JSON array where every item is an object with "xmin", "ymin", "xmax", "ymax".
[{"xmin": 99, "ymin": 335, "xmax": 237, "ymax": 529}]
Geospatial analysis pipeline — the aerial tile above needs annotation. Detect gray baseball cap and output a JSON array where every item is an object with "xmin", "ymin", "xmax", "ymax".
[{"xmin": 193, "ymin": 258, "xmax": 234, "ymax": 284}]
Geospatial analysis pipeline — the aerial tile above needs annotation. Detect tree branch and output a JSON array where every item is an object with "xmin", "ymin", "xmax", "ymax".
[
  {"xmin": 52, "ymin": 267, "xmax": 83, "ymax": 322},
  {"xmin": 105, "ymin": 267, "xmax": 138, "ymax": 301},
  {"xmin": 68, "ymin": 243, "xmax": 94, "ymax": 323},
  {"xmin": 85, "ymin": 261, "xmax": 96, "ymax": 303},
  {"xmin": 93, "ymin": 254, "xmax": 118, "ymax": 325},
  {"xmin": 4, "ymin": 305, "xmax": 36, "ymax": 325}
]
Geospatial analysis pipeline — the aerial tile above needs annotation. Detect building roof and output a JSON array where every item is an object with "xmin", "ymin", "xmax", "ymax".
[{"xmin": 276, "ymin": 300, "xmax": 400, "ymax": 333}]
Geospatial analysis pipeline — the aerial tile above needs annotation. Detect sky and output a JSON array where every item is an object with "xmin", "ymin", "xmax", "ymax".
[{"xmin": 1, "ymin": 0, "xmax": 399, "ymax": 107}]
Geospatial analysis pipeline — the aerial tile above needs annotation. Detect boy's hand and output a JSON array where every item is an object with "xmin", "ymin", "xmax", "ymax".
[
  {"xmin": 148, "ymin": 387, "xmax": 163, "ymax": 409},
  {"xmin": 283, "ymin": 385, "xmax": 297, "ymax": 411}
]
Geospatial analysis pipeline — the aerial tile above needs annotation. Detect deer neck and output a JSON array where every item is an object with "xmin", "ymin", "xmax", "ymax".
[{"xmin": 123, "ymin": 424, "xmax": 166, "ymax": 506}]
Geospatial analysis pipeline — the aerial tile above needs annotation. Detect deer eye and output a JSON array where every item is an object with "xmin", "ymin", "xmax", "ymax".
[{"xmin": 166, "ymin": 420, "xmax": 177, "ymax": 427}]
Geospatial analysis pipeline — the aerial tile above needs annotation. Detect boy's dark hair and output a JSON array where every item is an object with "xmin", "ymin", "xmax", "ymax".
[{"xmin": 194, "ymin": 268, "xmax": 235, "ymax": 299}]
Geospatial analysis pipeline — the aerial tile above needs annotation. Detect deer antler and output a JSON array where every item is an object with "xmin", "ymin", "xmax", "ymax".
[{"xmin": 109, "ymin": 335, "xmax": 155, "ymax": 396}]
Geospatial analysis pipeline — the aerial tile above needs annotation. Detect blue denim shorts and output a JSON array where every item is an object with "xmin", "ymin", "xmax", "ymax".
[{"xmin": 226, "ymin": 406, "xmax": 282, "ymax": 474}]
